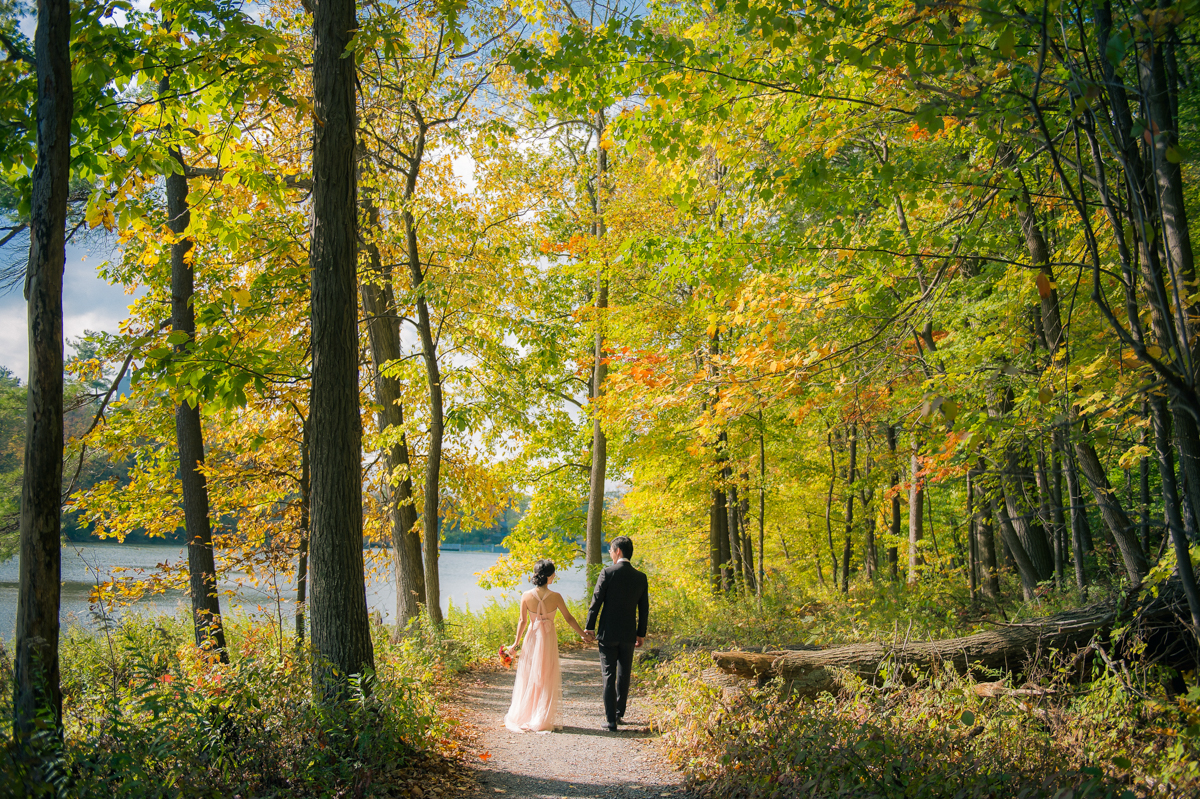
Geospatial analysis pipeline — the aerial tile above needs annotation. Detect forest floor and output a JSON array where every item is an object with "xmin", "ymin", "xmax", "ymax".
[{"xmin": 446, "ymin": 651, "xmax": 695, "ymax": 799}]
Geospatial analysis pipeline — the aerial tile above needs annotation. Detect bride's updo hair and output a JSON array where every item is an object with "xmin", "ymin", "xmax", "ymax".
[{"xmin": 531, "ymin": 559, "xmax": 556, "ymax": 587}]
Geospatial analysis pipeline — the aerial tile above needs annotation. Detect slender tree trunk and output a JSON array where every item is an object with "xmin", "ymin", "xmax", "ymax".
[
  {"xmin": 1074, "ymin": 439, "xmax": 1149, "ymax": 582},
  {"xmin": 585, "ymin": 271, "xmax": 608, "ymax": 590},
  {"xmin": 309, "ymin": 0, "xmax": 374, "ymax": 693},
  {"xmin": 907, "ymin": 445, "xmax": 923, "ymax": 586},
  {"xmin": 13, "ymin": 0, "xmax": 71, "ymax": 746},
  {"xmin": 1058, "ymin": 430, "xmax": 1090, "ymax": 592},
  {"xmin": 405, "ymin": 211, "xmax": 444, "ymax": 627},
  {"xmin": 841, "ymin": 423, "xmax": 856, "ymax": 593},
  {"xmin": 968, "ymin": 474, "xmax": 979, "ymax": 601},
  {"xmin": 1035, "ymin": 449, "xmax": 1062, "ymax": 591},
  {"xmin": 886, "ymin": 425, "xmax": 901, "ymax": 582},
  {"xmin": 758, "ymin": 416, "xmax": 766, "ymax": 596},
  {"xmin": 296, "ymin": 419, "xmax": 309, "ymax": 647},
  {"xmin": 1051, "ymin": 446, "xmax": 1067, "ymax": 589},
  {"xmin": 728, "ymin": 482, "xmax": 743, "ymax": 592},
  {"xmin": 1140, "ymin": 402, "xmax": 1152, "ymax": 553},
  {"xmin": 1000, "ymin": 449, "xmax": 1055, "ymax": 583},
  {"xmin": 826, "ymin": 431, "xmax": 839, "ymax": 581},
  {"xmin": 736, "ymin": 483, "xmax": 756, "ymax": 592},
  {"xmin": 994, "ymin": 497, "xmax": 1039, "ymax": 601},
  {"xmin": 974, "ymin": 462, "xmax": 1001, "ymax": 600},
  {"xmin": 360, "ymin": 197, "xmax": 423, "ymax": 631},
  {"xmin": 1148, "ymin": 395, "xmax": 1200, "ymax": 630},
  {"xmin": 585, "ymin": 111, "xmax": 610, "ymax": 593},
  {"xmin": 165, "ymin": 147, "xmax": 227, "ymax": 659},
  {"xmin": 710, "ymin": 482, "xmax": 729, "ymax": 593}
]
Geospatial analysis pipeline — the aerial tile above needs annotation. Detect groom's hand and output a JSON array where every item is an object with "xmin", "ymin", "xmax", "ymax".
[
  {"xmin": 583, "ymin": 630, "xmax": 595, "ymax": 643},
  {"xmin": 635, "ymin": 636, "xmax": 644, "ymax": 648}
]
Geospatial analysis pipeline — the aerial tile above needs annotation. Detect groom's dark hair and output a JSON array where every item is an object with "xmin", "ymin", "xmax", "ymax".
[{"xmin": 610, "ymin": 536, "xmax": 633, "ymax": 559}]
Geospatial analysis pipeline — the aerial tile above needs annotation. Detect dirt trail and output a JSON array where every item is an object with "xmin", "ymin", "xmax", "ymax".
[{"xmin": 450, "ymin": 651, "xmax": 695, "ymax": 799}]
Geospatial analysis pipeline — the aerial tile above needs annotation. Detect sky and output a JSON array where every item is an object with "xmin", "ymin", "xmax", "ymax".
[{"xmin": 0, "ymin": 238, "xmax": 137, "ymax": 381}]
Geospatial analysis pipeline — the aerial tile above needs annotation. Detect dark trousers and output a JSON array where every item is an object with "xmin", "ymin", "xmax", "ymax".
[{"xmin": 598, "ymin": 640, "xmax": 635, "ymax": 723}]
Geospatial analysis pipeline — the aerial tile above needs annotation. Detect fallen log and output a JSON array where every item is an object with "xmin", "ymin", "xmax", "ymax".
[{"xmin": 713, "ymin": 578, "xmax": 1196, "ymax": 697}]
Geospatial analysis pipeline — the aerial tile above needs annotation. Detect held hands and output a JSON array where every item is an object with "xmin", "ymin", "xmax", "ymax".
[
  {"xmin": 582, "ymin": 630, "xmax": 596, "ymax": 643},
  {"xmin": 636, "ymin": 636, "xmax": 644, "ymax": 648}
]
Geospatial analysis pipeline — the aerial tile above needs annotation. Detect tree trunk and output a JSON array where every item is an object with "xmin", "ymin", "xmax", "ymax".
[
  {"xmin": 974, "ymin": 464, "xmax": 1000, "ymax": 600},
  {"xmin": 585, "ymin": 271, "xmax": 609, "ymax": 594},
  {"xmin": 1148, "ymin": 396, "xmax": 1200, "ymax": 631},
  {"xmin": 728, "ymin": 482, "xmax": 743, "ymax": 591},
  {"xmin": 1074, "ymin": 439, "xmax": 1149, "ymax": 582},
  {"xmin": 993, "ymin": 496, "xmax": 1039, "ymax": 601},
  {"xmin": 296, "ymin": 419, "xmax": 309, "ymax": 647},
  {"xmin": 360, "ymin": 199, "xmax": 423, "ymax": 631},
  {"xmin": 999, "ymin": 449, "xmax": 1055, "ymax": 583},
  {"xmin": 308, "ymin": 0, "xmax": 375, "ymax": 694},
  {"xmin": 13, "ymin": 0, "xmax": 71, "ymax": 745},
  {"xmin": 841, "ymin": 423, "xmax": 856, "ymax": 593},
  {"xmin": 1058, "ymin": 430, "xmax": 1090, "ymax": 592},
  {"xmin": 585, "ymin": 111, "xmax": 610, "ymax": 593},
  {"xmin": 757, "ymin": 414, "xmax": 766, "ymax": 596},
  {"xmin": 165, "ymin": 147, "xmax": 227, "ymax": 660},
  {"xmin": 1035, "ymin": 448, "xmax": 1062, "ymax": 591},
  {"xmin": 1140, "ymin": 402, "xmax": 1152, "ymax": 553},
  {"xmin": 405, "ymin": 209, "xmax": 444, "ymax": 627},
  {"xmin": 826, "ymin": 430, "xmax": 839, "ymax": 581},
  {"xmin": 907, "ymin": 446, "xmax": 923, "ymax": 585},
  {"xmin": 710, "ymin": 483, "xmax": 729, "ymax": 593}
]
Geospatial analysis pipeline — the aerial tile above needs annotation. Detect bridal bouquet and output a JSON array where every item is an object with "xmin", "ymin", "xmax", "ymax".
[{"xmin": 498, "ymin": 645, "xmax": 513, "ymax": 667}]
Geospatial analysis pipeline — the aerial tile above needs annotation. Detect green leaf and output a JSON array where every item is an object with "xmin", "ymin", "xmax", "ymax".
[
  {"xmin": 1111, "ymin": 755, "xmax": 1131, "ymax": 770},
  {"xmin": 959, "ymin": 710, "xmax": 975, "ymax": 726},
  {"xmin": 997, "ymin": 29, "xmax": 1016, "ymax": 57}
]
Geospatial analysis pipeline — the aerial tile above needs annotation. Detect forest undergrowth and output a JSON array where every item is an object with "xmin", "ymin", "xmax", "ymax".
[
  {"xmin": 639, "ymin": 576, "xmax": 1200, "ymax": 799},
  {"xmin": 0, "ymin": 613, "xmax": 472, "ymax": 799}
]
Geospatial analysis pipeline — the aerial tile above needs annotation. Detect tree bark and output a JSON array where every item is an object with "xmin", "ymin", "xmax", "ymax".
[
  {"xmin": 360, "ymin": 197, "xmax": 423, "ymax": 632},
  {"xmin": 308, "ymin": 0, "xmax": 375, "ymax": 694},
  {"xmin": 165, "ymin": 145, "xmax": 227, "ymax": 659},
  {"xmin": 13, "ymin": 0, "xmax": 71, "ymax": 745}
]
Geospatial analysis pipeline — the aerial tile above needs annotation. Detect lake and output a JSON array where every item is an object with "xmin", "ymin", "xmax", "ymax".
[{"xmin": 0, "ymin": 543, "xmax": 587, "ymax": 641}]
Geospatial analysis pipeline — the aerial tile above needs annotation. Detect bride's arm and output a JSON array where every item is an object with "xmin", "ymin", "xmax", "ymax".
[
  {"xmin": 510, "ymin": 600, "xmax": 528, "ymax": 649},
  {"xmin": 556, "ymin": 594, "xmax": 587, "ymax": 639}
]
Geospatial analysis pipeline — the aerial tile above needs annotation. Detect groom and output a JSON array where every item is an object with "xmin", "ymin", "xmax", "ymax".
[{"xmin": 583, "ymin": 535, "xmax": 649, "ymax": 732}]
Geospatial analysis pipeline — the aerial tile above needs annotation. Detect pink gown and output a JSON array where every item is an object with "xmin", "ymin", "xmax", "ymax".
[{"xmin": 503, "ymin": 589, "xmax": 563, "ymax": 733}]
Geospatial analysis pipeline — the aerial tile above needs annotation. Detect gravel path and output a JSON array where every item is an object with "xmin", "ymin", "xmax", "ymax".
[{"xmin": 450, "ymin": 651, "xmax": 695, "ymax": 799}]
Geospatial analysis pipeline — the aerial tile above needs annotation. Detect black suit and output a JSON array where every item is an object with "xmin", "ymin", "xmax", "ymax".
[{"xmin": 585, "ymin": 560, "xmax": 649, "ymax": 724}]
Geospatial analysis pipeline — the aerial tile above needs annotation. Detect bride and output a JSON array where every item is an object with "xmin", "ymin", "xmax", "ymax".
[{"xmin": 503, "ymin": 559, "xmax": 587, "ymax": 733}]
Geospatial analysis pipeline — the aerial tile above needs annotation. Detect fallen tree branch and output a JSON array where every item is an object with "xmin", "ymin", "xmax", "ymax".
[{"xmin": 713, "ymin": 579, "xmax": 1197, "ymax": 697}]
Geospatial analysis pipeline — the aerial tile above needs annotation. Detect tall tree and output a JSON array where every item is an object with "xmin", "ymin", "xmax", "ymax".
[
  {"xmin": 161, "ymin": 62, "xmax": 228, "ymax": 658},
  {"xmin": 308, "ymin": 0, "xmax": 374, "ymax": 693},
  {"xmin": 13, "ymin": 0, "xmax": 71, "ymax": 747}
]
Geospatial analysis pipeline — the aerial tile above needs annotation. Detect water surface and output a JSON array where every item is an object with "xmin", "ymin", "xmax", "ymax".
[{"xmin": 0, "ymin": 543, "xmax": 586, "ymax": 641}]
